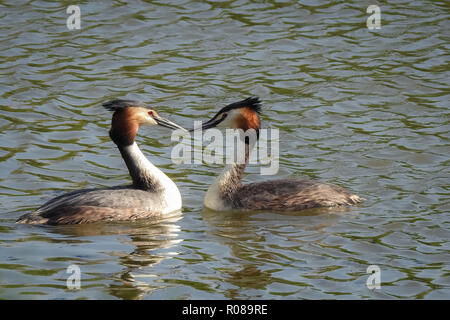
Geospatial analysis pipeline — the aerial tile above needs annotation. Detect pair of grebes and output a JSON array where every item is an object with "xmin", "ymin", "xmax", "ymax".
[{"xmin": 17, "ymin": 98, "xmax": 363, "ymax": 225}]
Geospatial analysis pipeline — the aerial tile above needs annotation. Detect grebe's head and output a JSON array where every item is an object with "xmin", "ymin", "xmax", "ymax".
[
  {"xmin": 103, "ymin": 99, "xmax": 186, "ymax": 146},
  {"xmin": 196, "ymin": 97, "xmax": 261, "ymax": 132}
]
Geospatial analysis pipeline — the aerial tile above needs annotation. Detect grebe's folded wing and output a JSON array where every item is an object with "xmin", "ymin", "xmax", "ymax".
[
  {"xmin": 17, "ymin": 187, "xmax": 165, "ymax": 224},
  {"xmin": 236, "ymin": 179, "xmax": 363, "ymax": 211}
]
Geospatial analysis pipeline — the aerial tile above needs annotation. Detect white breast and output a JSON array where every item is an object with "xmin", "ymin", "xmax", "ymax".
[
  {"xmin": 160, "ymin": 175, "xmax": 182, "ymax": 214},
  {"xmin": 204, "ymin": 165, "xmax": 234, "ymax": 211}
]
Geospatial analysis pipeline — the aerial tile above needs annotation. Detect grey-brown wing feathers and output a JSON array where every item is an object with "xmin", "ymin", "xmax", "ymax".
[
  {"xmin": 17, "ymin": 187, "xmax": 164, "ymax": 225},
  {"xmin": 234, "ymin": 179, "xmax": 363, "ymax": 211}
]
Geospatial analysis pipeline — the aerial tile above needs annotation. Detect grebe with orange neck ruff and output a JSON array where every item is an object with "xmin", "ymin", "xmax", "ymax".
[
  {"xmin": 195, "ymin": 97, "xmax": 364, "ymax": 212},
  {"xmin": 17, "ymin": 100, "xmax": 186, "ymax": 225}
]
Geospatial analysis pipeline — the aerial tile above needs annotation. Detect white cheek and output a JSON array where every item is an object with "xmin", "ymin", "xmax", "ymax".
[
  {"xmin": 217, "ymin": 117, "xmax": 233, "ymax": 129},
  {"xmin": 217, "ymin": 109, "xmax": 240, "ymax": 128},
  {"xmin": 146, "ymin": 116, "xmax": 158, "ymax": 126}
]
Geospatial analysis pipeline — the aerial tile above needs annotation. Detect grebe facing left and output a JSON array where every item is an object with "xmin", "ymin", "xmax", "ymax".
[
  {"xmin": 17, "ymin": 100, "xmax": 186, "ymax": 225},
  {"xmin": 195, "ymin": 97, "xmax": 364, "ymax": 212}
]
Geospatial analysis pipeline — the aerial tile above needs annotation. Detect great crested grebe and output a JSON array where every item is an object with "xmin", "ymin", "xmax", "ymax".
[
  {"xmin": 195, "ymin": 97, "xmax": 364, "ymax": 212},
  {"xmin": 17, "ymin": 100, "xmax": 186, "ymax": 225}
]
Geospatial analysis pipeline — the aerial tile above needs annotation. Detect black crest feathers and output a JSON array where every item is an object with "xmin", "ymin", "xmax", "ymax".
[
  {"xmin": 221, "ymin": 97, "xmax": 261, "ymax": 114},
  {"xmin": 103, "ymin": 100, "xmax": 146, "ymax": 112}
]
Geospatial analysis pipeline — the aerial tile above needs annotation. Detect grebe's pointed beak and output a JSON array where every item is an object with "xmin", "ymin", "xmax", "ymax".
[{"xmin": 155, "ymin": 116, "xmax": 187, "ymax": 131}]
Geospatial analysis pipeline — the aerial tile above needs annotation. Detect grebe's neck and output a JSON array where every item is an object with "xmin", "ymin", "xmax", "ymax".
[
  {"xmin": 118, "ymin": 142, "xmax": 170, "ymax": 191},
  {"xmin": 204, "ymin": 143, "xmax": 252, "ymax": 210}
]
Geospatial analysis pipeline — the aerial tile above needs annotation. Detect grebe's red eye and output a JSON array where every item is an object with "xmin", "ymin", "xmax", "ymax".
[{"xmin": 148, "ymin": 111, "xmax": 153, "ymax": 116}]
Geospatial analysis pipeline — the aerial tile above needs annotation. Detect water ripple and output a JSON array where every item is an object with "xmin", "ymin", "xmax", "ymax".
[{"xmin": 0, "ymin": 0, "xmax": 449, "ymax": 299}]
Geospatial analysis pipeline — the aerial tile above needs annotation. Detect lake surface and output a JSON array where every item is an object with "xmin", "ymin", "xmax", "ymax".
[{"xmin": 0, "ymin": 0, "xmax": 449, "ymax": 299}]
